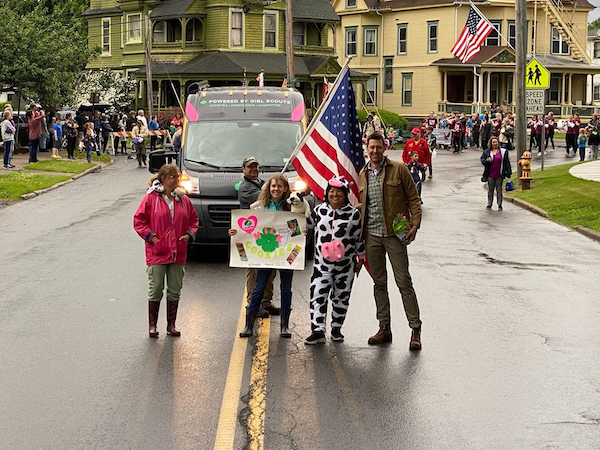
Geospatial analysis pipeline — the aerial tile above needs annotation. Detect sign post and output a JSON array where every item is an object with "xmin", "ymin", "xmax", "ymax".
[{"xmin": 525, "ymin": 58, "xmax": 550, "ymax": 171}]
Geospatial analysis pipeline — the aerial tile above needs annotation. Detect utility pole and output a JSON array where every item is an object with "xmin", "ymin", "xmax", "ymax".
[
  {"xmin": 144, "ymin": 12, "xmax": 154, "ymax": 116},
  {"xmin": 285, "ymin": 0, "xmax": 295, "ymax": 85},
  {"xmin": 515, "ymin": 0, "xmax": 526, "ymax": 181}
]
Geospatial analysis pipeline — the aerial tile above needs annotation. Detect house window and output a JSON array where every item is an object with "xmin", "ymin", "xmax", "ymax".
[
  {"xmin": 485, "ymin": 21, "xmax": 501, "ymax": 46},
  {"xmin": 384, "ymin": 58, "xmax": 393, "ymax": 93},
  {"xmin": 490, "ymin": 75, "xmax": 499, "ymax": 105},
  {"xmin": 428, "ymin": 21, "xmax": 438, "ymax": 53},
  {"xmin": 126, "ymin": 13, "xmax": 142, "ymax": 43},
  {"xmin": 153, "ymin": 20, "xmax": 181, "ymax": 43},
  {"xmin": 366, "ymin": 76, "xmax": 377, "ymax": 105},
  {"xmin": 594, "ymin": 84, "xmax": 600, "ymax": 102},
  {"xmin": 346, "ymin": 0, "xmax": 357, "ymax": 7},
  {"xmin": 186, "ymin": 18, "xmax": 203, "ymax": 42},
  {"xmin": 594, "ymin": 41, "xmax": 600, "ymax": 59},
  {"xmin": 402, "ymin": 73, "xmax": 412, "ymax": 106},
  {"xmin": 549, "ymin": 76, "xmax": 561, "ymax": 104},
  {"xmin": 530, "ymin": 21, "xmax": 536, "ymax": 53},
  {"xmin": 508, "ymin": 22, "xmax": 516, "ymax": 49},
  {"xmin": 345, "ymin": 27, "xmax": 357, "ymax": 56},
  {"xmin": 102, "ymin": 18, "xmax": 111, "ymax": 54},
  {"xmin": 293, "ymin": 22, "xmax": 305, "ymax": 46},
  {"xmin": 264, "ymin": 13, "xmax": 277, "ymax": 49},
  {"xmin": 364, "ymin": 27, "xmax": 377, "ymax": 56},
  {"xmin": 231, "ymin": 11, "xmax": 243, "ymax": 47},
  {"xmin": 397, "ymin": 24, "xmax": 407, "ymax": 54},
  {"xmin": 551, "ymin": 27, "xmax": 570, "ymax": 55}
]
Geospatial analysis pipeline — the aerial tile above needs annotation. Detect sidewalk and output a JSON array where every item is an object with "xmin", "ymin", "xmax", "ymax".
[{"xmin": 569, "ymin": 160, "xmax": 600, "ymax": 182}]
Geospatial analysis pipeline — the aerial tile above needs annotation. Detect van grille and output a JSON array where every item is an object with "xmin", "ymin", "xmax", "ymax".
[{"xmin": 208, "ymin": 205, "xmax": 237, "ymax": 226}]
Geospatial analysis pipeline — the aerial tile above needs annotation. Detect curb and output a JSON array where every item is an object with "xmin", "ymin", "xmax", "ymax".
[
  {"xmin": 573, "ymin": 226, "xmax": 600, "ymax": 243},
  {"xmin": 19, "ymin": 164, "xmax": 104, "ymax": 200},
  {"xmin": 505, "ymin": 196, "xmax": 549, "ymax": 218}
]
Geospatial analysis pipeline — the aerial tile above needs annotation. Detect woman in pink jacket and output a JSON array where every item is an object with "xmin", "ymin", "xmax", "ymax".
[{"xmin": 133, "ymin": 164, "xmax": 199, "ymax": 338}]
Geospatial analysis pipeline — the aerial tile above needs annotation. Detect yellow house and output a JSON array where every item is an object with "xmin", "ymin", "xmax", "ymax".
[{"xmin": 331, "ymin": 0, "xmax": 600, "ymax": 119}]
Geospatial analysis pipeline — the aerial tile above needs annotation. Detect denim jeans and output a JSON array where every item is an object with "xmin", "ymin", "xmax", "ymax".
[
  {"xmin": 86, "ymin": 148, "xmax": 92, "ymax": 163},
  {"xmin": 29, "ymin": 137, "xmax": 40, "ymax": 162},
  {"xmin": 248, "ymin": 269, "xmax": 293, "ymax": 312},
  {"xmin": 3, "ymin": 140, "xmax": 13, "ymax": 166}
]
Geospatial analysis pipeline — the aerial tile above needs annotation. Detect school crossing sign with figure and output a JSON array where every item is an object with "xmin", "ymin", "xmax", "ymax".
[
  {"xmin": 525, "ymin": 58, "xmax": 550, "ymax": 89},
  {"xmin": 526, "ymin": 58, "xmax": 549, "ymax": 115}
]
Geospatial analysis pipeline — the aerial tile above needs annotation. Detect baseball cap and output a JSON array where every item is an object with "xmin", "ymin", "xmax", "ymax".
[
  {"xmin": 242, "ymin": 156, "xmax": 259, "ymax": 167},
  {"xmin": 411, "ymin": 127, "xmax": 421, "ymax": 135}
]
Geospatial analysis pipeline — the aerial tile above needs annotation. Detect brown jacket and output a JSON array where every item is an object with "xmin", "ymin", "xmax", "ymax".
[{"xmin": 358, "ymin": 157, "xmax": 422, "ymax": 238}]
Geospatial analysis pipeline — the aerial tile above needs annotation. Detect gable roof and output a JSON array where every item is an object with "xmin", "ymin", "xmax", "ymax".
[
  {"xmin": 363, "ymin": 0, "xmax": 593, "ymax": 9},
  {"xmin": 150, "ymin": 0, "xmax": 196, "ymax": 19},
  {"xmin": 431, "ymin": 46, "xmax": 515, "ymax": 66},
  {"xmin": 294, "ymin": 0, "xmax": 339, "ymax": 21}
]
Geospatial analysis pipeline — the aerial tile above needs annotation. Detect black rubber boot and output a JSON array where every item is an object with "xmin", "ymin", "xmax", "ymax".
[
  {"xmin": 148, "ymin": 301, "xmax": 161, "ymax": 338},
  {"xmin": 280, "ymin": 310, "xmax": 291, "ymax": 338},
  {"xmin": 239, "ymin": 310, "xmax": 258, "ymax": 338},
  {"xmin": 166, "ymin": 300, "xmax": 180, "ymax": 336}
]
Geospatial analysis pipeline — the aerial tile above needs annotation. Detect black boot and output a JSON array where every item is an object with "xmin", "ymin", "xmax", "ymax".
[
  {"xmin": 280, "ymin": 310, "xmax": 291, "ymax": 338},
  {"xmin": 239, "ymin": 310, "xmax": 258, "ymax": 338},
  {"xmin": 166, "ymin": 300, "xmax": 180, "ymax": 336},
  {"xmin": 148, "ymin": 301, "xmax": 161, "ymax": 338}
]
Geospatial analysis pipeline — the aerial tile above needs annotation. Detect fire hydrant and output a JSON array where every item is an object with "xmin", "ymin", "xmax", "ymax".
[{"xmin": 518, "ymin": 150, "xmax": 532, "ymax": 190}]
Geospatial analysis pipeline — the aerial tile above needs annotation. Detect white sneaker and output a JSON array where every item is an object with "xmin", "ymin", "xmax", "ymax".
[{"xmin": 537, "ymin": 152, "xmax": 542, "ymax": 156}]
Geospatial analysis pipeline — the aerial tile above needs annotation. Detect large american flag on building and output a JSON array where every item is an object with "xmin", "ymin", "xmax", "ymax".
[
  {"xmin": 291, "ymin": 66, "xmax": 363, "ymax": 204},
  {"xmin": 451, "ymin": 7, "xmax": 494, "ymax": 63}
]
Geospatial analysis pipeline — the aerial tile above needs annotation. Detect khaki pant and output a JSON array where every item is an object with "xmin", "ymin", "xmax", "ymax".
[
  {"xmin": 246, "ymin": 268, "xmax": 276, "ymax": 308},
  {"xmin": 147, "ymin": 264, "xmax": 185, "ymax": 302},
  {"xmin": 365, "ymin": 232, "xmax": 421, "ymax": 329}
]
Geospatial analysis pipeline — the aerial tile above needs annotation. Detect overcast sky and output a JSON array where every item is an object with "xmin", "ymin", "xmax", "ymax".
[{"xmin": 589, "ymin": 0, "xmax": 600, "ymax": 22}]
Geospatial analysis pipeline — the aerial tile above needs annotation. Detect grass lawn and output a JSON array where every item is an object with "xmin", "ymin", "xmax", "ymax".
[
  {"xmin": 57, "ymin": 149, "xmax": 112, "ymax": 163},
  {"xmin": 23, "ymin": 159, "xmax": 95, "ymax": 174},
  {"xmin": 0, "ymin": 171, "xmax": 71, "ymax": 200},
  {"xmin": 508, "ymin": 162, "xmax": 600, "ymax": 232}
]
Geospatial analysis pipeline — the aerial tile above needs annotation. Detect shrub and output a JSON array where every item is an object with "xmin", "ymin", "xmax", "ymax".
[{"xmin": 357, "ymin": 109, "xmax": 408, "ymax": 131}]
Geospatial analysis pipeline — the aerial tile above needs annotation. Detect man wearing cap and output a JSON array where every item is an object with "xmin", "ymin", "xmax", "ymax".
[
  {"xmin": 238, "ymin": 157, "xmax": 278, "ymax": 317},
  {"xmin": 402, "ymin": 128, "xmax": 431, "ymax": 169}
]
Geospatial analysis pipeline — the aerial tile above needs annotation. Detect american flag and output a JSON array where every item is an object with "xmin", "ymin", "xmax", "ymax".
[
  {"xmin": 291, "ymin": 67, "xmax": 363, "ymax": 204},
  {"xmin": 451, "ymin": 7, "xmax": 494, "ymax": 63}
]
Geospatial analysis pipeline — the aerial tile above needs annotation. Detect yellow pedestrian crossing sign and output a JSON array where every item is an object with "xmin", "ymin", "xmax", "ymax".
[{"xmin": 526, "ymin": 58, "xmax": 550, "ymax": 89}]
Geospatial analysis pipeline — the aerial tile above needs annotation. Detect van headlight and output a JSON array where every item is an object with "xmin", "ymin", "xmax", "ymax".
[
  {"xmin": 179, "ymin": 172, "xmax": 199, "ymax": 194},
  {"xmin": 288, "ymin": 176, "xmax": 307, "ymax": 193}
]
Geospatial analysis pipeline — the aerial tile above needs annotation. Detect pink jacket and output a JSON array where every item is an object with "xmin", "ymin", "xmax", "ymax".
[{"xmin": 133, "ymin": 191, "xmax": 199, "ymax": 266}]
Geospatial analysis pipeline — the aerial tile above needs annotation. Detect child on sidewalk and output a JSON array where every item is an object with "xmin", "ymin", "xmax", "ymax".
[
  {"xmin": 406, "ymin": 151, "xmax": 425, "ymax": 203},
  {"xmin": 578, "ymin": 128, "xmax": 588, "ymax": 162}
]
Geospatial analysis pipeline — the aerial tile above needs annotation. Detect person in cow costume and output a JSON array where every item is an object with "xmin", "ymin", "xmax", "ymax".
[{"xmin": 304, "ymin": 177, "xmax": 365, "ymax": 345}]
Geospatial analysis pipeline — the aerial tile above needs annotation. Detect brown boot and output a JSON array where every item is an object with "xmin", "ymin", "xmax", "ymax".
[
  {"xmin": 409, "ymin": 328, "xmax": 422, "ymax": 351},
  {"xmin": 367, "ymin": 325, "xmax": 392, "ymax": 345}
]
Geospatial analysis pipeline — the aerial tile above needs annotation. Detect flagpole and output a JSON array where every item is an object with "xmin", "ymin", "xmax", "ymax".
[
  {"xmin": 469, "ymin": 1, "xmax": 515, "ymax": 52},
  {"xmin": 281, "ymin": 57, "xmax": 353, "ymax": 174}
]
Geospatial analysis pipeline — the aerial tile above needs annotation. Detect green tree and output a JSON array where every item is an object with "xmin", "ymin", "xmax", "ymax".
[
  {"xmin": 0, "ymin": 0, "xmax": 96, "ymax": 108},
  {"xmin": 70, "ymin": 69, "xmax": 137, "ymax": 113},
  {"xmin": 589, "ymin": 18, "xmax": 600, "ymax": 31}
]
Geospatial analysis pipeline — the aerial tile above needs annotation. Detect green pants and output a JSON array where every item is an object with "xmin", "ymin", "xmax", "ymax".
[
  {"xmin": 147, "ymin": 264, "xmax": 185, "ymax": 302},
  {"xmin": 365, "ymin": 232, "xmax": 421, "ymax": 329}
]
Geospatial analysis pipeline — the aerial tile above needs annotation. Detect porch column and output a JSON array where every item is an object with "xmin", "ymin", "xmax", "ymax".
[
  {"xmin": 486, "ymin": 71, "xmax": 492, "ymax": 105},
  {"xmin": 472, "ymin": 70, "xmax": 478, "ymax": 105},
  {"xmin": 443, "ymin": 71, "xmax": 448, "ymax": 102},
  {"xmin": 180, "ymin": 83, "xmax": 187, "ymax": 108},
  {"xmin": 568, "ymin": 73, "xmax": 573, "ymax": 104},
  {"xmin": 562, "ymin": 73, "xmax": 566, "ymax": 105},
  {"xmin": 479, "ymin": 69, "xmax": 484, "ymax": 106}
]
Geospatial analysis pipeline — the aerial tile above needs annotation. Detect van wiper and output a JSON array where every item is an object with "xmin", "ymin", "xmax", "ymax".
[
  {"xmin": 258, "ymin": 165, "xmax": 285, "ymax": 170},
  {"xmin": 185, "ymin": 159, "xmax": 222, "ymax": 170}
]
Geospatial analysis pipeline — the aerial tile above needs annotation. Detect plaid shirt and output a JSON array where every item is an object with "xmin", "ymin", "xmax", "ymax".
[{"xmin": 366, "ymin": 160, "xmax": 386, "ymax": 237}]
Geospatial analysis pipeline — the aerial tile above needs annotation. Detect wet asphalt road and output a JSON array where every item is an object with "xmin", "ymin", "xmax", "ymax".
[{"xmin": 0, "ymin": 147, "xmax": 599, "ymax": 449}]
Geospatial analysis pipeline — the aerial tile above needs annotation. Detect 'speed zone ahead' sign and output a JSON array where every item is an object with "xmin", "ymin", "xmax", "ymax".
[{"xmin": 526, "ymin": 89, "xmax": 545, "ymax": 115}]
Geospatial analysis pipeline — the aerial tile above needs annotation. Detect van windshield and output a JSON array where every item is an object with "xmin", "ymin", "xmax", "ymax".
[{"xmin": 184, "ymin": 121, "xmax": 303, "ymax": 169}]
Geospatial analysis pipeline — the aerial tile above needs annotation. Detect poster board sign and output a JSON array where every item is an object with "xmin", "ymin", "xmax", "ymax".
[
  {"xmin": 433, "ymin": 128, "xmax": 451, "ymax": 146},
  {"xmin": 230, "ymin": 210, "xmax": 306, "ymax": 270}
]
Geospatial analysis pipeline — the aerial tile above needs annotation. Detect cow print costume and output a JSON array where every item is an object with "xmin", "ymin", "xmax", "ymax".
[{"xmin": 307, "ymin": 202, "xmax": 365, "ymax": 333}]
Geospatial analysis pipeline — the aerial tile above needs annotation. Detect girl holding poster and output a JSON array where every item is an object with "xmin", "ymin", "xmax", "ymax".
[
  {"xmin": 304, "ymin": 177, "xmax": 365, "ymax": 345},
  {"xmin": 229, "ymin": 174, "xmax": 296, "ymax": 338}
]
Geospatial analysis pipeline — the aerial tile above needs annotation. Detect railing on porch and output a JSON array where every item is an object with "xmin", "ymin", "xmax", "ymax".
[
  {"xmin": 437, "ymin": 103, "xmax": 475, "ymax": 114},
  {"xmin": 572, "ymin": 106, "xmax": 600, "ymax": 117}
]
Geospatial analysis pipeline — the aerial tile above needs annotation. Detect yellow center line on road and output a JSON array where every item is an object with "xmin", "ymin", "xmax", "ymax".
[{"xmin": 213, "ymin": 289, "xmax": 271, "ymax": 450}]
